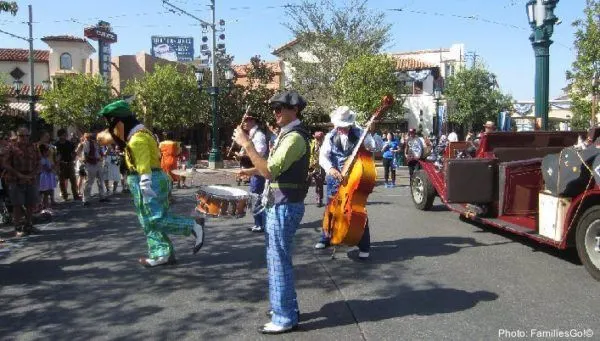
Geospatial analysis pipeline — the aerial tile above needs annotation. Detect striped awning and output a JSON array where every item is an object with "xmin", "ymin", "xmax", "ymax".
[{"xmin": 0, "ymin": 102, "xmax": 45, "ymax": 118}]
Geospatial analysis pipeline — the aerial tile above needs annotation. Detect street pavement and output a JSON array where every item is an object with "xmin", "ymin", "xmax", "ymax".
[{"xmin": 1, "ymin": 168, "xmax": 598, "ymax": 341}]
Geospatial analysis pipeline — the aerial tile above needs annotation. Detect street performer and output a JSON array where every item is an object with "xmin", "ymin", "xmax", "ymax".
[
  {"xmin": 233, "ymin": 90, "xmax": 310, "ymax": 335},
  {"xmin": 97, "ymin": 100, "xmax": 204, "ymax": 268},
  {"xmin": 309, "ymin": 131, "xmax": 325, "ymax": 207},
  {"xmin": 239, "ymin": 114, "xmax": 268, "ymax": 233},
  {"xmin": 314, "ymin": 106, "xmax": 377, "ymax": 260}
]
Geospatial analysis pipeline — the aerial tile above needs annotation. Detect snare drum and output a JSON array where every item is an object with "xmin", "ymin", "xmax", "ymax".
[{"xmin": 195, "ymin": 185, "xmax": 250, "ymax": 218}]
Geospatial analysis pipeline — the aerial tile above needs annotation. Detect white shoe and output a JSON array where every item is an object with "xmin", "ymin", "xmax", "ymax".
[
  {"xmin": 358, "ymin": 251, "xmax": 370, "ymax": 259},
  {"xmin": 192, "ymin": 218, "xmax": 205, "ymax": 254},
  {"xmin": 138, "ymin": 255, "xmax": 176, "ymax": 267},
  {"xmin": 258, "ymin": 322, "xmax": 295, "ymax": 334},
  {"xmin": 314, "ymin": 242, "xmax": 328, "ymax": 249}
]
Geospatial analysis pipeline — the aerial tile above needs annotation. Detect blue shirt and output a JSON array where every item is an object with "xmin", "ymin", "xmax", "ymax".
[{"xmin": 382, "ymin": 140, "xmax": 399, "ymax": 159}]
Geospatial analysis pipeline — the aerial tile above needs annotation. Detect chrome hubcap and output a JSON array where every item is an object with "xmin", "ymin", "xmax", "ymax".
[
  {"xmin": 585, "ymin": 220, "xmax": 600, "ymax": 270},
  {"xmin": 412, "ymin": 177, "xmax": 424, "ymax": 203}
]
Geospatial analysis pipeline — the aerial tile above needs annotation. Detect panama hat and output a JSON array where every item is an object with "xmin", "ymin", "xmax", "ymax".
[{"xmin": 330, "ymin": 106, "xmax": 357, "ymax": 128}]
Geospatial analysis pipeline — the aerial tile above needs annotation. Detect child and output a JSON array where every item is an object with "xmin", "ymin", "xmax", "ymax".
[
  {"xmin": 39, "ymin": 144, "xmax": 57, "ymax": 214},
  {"xmin": 103, "ymin": 144, "xmax": 121, "ymax": 193}
]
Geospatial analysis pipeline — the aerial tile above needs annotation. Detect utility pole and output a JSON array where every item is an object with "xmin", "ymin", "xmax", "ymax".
[
  {"xmin": 465, "ymin": 51, "xmax": 478, "ymax": 68},
  {"xmin": 162, "ymin": 0, "xmax": 224, "ymax": 168},
  {"xmin": 28, "ymin": 4, "xmax": 35, "ymax": 137},
  {"xmin": 592, "ymin": 69, "xmax": 599, "ymax": 127}
]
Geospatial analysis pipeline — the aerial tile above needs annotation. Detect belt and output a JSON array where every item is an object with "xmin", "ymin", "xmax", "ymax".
[{"xmin": 127, "ymin": 168, "xmax": 162, "ymax": 176}]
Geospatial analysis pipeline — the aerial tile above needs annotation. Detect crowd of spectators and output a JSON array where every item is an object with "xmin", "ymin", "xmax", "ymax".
[{"xmin": 0, "ymin": 127, "xmax": 129, "ymax": 237}]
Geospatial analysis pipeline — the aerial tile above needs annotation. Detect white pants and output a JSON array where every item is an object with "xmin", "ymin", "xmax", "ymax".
[{"xmin": 83, "ymin": 163, "xmax": 105, "ymax": 202}]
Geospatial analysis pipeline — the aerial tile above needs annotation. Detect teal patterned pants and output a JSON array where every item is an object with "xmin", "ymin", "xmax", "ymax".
[{"xmin": 127, "ymin": 170, "xmax": 194, "ymax": 259}]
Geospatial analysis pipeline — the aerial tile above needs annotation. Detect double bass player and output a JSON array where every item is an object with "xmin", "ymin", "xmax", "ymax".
[{"xmin": 314, "ymin": 106, "xmax": 377, "ymax": 260}]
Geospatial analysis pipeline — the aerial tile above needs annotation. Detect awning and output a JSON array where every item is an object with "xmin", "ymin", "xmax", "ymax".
[{"xmin": 0, "ymin": 102, "xmax": 45, "ymax": 118}]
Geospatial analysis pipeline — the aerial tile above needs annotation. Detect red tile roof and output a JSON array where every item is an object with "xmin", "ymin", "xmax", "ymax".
[
  {"xmin": 233, "ymin": 61, "xmax": 282, "ymax": 77},
  {"xmin": 41, "ymin": 35, "xmax": 88, "ymax": 43},
  {"xmin": 393, "ymin": 57, "xmax": 437, "ymax": 71},
  {"xmin": 6, "ymin": 85, "xmax": 46, "ymax": 97},
  {"xmin": 0, "ymin": 48, "xmax": 49, "ymax": 63},
  {"xmin": 272, "ymin": 39, "xmax": 299, "ymax": 56}
]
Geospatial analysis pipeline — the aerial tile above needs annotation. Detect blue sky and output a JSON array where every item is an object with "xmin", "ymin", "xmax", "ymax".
[{"xmin": 0, "ymin": 0, "xmax": 585, "ymax": 100}]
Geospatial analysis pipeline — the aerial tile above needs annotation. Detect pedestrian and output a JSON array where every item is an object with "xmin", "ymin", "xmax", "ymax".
[
  {"xmin": 38, "ymin": 144, "xmax": 57, "ymax": 214},
  {"xmin": 382, "ymin": 132, "xmax": 399, "ymax": 188},
  {"xmin": 38, "ymin": 130, "xmax": 58, "ymax": 205},
  {"xmin": 103, "ymin": 144, "xmax": 121, "ymax": 194},
  {"xmin": 116, "ymin": 145, "xmax": 129, "ymax": 193},
  {"xmin": 1, "ymin": 126, "xmax": 41, "ymax": 236},
  {"xmin": 97, "ymin": 100, "xmax": 204, "ymax": 268},
  {"xmin": 309, "ymin": 131, "xmax": 325, "ymax": 207},
  {"xmin": 313, "ymin": 106, "xmax": 376, "ymax": 259},
  {"xmin": 75, "ymin": 135, "xmax": 86, "ymax": 197},
  {"xmin": 55, "ymin": 129, "xmax": 80, "ymax": 201},
  {"xmin": 159, "ymin": 132, "xmax": 181, "ymax": 186},
  {"xmin": 233, "ymin": 90, "xmax": 309, "ymax": 334},
  {"xmin": 239, "ymin": 114, "xmax": 268, "ymax": 233},
  {"xmin": 77, "ymin": 132, "xmax": 108, "ymax": 207},
  {"xmin": 405, "ymin": 128, "xmax": 424, "ymax": 179},
  {"xmin": 448, "ymin": 130, "xmax": 458, "ymax": 142}
]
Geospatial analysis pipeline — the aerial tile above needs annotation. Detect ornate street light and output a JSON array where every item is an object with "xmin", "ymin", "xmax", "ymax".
[
  {"xmin": 526, "ymin": 0, "xmax": 559, "ymax": 131},
  {"xmin": 13, "ymin": 79, "xmax": 23, "ymax": 96},
  {"xmin": 42, "ymin": 79, "xmax": 51, "ymax": 91},
  {"xmin": 433, "ymin": 88, "xmax": 442, "ymax": 137},
  {"xmin": 195, "ymin": 68, "xmax": 205, "ymax": 91}
]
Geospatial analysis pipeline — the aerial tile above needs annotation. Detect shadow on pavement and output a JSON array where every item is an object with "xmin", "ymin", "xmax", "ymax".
[{"xmin": 299, "ymin": 288, "xmax": 498, "ymax": 331}]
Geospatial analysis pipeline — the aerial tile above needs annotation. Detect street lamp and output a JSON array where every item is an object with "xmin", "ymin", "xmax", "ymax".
[
  {"xmin": 433, "ymin": 88, "xmax": 442, "ymax": 137},
  {"xmin": 12, "ymin": 79, "xmax": 23, "ymax": 96},
  {"xmin": 526, "ymin": 0, "xmax": 559, "ymax": 131},
  {"xmin": 42, "ymin": 79, "xmax": 51, "ymax": 91}
]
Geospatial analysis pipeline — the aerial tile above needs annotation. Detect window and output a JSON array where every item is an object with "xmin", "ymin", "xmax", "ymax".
[
  {"xmin": 60, "ymin": 53, "xmax": 72, "ymax": 70},
  {"xmin": 413, "ymin": 81, "xmax": 424, "ymax": 95}
]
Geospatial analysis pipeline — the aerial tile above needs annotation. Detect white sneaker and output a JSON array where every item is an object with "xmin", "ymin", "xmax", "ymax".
[
  {"xmin": 358, "ymin": 251, "xmax": 370, "ymax": 259},
  {"xmin": 192, "ymin": 218, "xmax": 205, "ymax": 254},
  {"xmin": 314, "ymin": 242, "xmax": 327, "ymax": 249},
  {"xmin": 259, "ymin": 322, "xmax": 294, "ymax": 334}
]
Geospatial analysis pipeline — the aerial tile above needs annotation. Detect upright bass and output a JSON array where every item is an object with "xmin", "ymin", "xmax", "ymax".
[{"xmin": 322, "ymin": 95, "xmax": 394, "ymax": 246}]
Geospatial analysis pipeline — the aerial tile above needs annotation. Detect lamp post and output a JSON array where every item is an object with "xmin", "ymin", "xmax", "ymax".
[
  {"xmin": 433, "ymin": 88, "xmax": 442, "ymax": 137},
  {"xmin": 196, "ymin": 66, "xmax": 234, "ymax": 167},
  {"xmin": 526, "ymin": 0, "xmax": 559, "ymax": 131}
]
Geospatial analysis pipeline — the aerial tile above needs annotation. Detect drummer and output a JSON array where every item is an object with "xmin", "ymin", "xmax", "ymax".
[{"xmin": 239, "ymin": 114, "xmax": 268, "ymax": 232}]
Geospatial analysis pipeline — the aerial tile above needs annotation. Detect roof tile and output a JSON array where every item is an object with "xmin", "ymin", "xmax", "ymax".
[{"xmin": 0, "ymin": 48, "xmax": 49, "ymax": 63}]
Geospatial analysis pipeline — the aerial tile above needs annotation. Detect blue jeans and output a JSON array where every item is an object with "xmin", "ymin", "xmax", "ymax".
[
  {"xmin": 250, "ymin": 175, "xmax": 265, "ymax": 228},
  {"xmin": 319, "ymin": 175, "xmax": 370, "ymax": 252}
]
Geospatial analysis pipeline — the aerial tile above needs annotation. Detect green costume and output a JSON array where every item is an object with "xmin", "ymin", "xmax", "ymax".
[{"xmin": 98, "ymin": 100, "xmax": 203, "ymax": 265}]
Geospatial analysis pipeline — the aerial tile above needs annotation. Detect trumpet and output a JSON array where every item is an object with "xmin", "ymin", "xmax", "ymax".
[{"xmin": 227, "ymin": 105, "xmax": 251, "ymax": 159}]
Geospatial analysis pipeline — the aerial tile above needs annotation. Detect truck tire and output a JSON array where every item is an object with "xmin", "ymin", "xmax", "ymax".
[
  {"xmin": 575, "ymin": 205, "xmax": 600, "ymax": 281},
  {"xmin": 411, "ymin": 170, "xmax": 435, "ymax": 211}
]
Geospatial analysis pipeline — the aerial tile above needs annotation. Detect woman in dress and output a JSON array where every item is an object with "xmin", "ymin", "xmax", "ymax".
[{"xmin": 39, "ymin": 144, "xmax": 57, "ymax": 214}]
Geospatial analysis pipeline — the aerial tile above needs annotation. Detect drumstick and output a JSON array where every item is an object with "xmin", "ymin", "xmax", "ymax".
[{"xmin": 227, "ymin": 105, "xmax": 251, "ymax": 158}]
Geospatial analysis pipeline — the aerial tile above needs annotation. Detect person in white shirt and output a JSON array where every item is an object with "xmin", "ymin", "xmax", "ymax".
[
  {"xmin": 448, "ymin": 130, "xmax": 458, "ymax": 142},
  {"xmin": 314, "ymin": 106, "xmax": 376, "ymax": 260},
  {"xmin": 240, "ymin": 115, "xmax": 268, "ymax": 232}
]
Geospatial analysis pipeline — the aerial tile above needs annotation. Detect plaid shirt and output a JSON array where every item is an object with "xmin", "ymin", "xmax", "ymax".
[{"xmin": 2, "ymin": 141, "xmax": 40, "ymax": 184}]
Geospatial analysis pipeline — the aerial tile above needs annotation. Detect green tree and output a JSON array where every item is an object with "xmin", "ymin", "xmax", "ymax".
[
  {"xmin": 124, "ymin": 64, "xmax": 206, "ymax": 131},
  {"xmin": 444, "ymin": 66, "xmax": 513, "ymax": 129},
  {"xmin": 566, "ymin": 0, "xmax": 600, "ymax": 129},
  {"xmin": 283, "ymin": 0, "xmax": 392, "ymax": 124},
  {"xmin": 40, "ymin": 74, "xmax": 114, "ymax": 132},
  {"xmin": 0, "ymin": 1, "xmax": 18, "ymax": 15},
  {"xmin": 334, "ymin": 54, "xmax": 404, "ymax": 122}
]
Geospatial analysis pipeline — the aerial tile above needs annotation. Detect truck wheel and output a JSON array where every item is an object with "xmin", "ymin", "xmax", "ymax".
[
  {"xmin": 411, "ymin": 170, "xmax": 435, "ymax": 211},
  {"xmin": 575, "ymin": 206, "xmax": 600, "ymax": 281}
]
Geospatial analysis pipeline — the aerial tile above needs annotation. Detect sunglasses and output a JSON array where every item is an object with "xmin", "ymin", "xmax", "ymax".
[
  {"xmin": 17, "ymin": 134, "xmax": 30, "ymax": 137},
  {"xmin": 271, "ymin": 104, "xmax": 294, "ymax": 113}
]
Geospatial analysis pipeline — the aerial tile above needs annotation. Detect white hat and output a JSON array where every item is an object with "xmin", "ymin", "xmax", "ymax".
[{"xmin": 330, "ymin": 106, "xmax": 357, "ymax": 128}]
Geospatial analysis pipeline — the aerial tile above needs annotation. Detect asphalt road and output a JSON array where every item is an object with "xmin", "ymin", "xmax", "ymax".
[{"xmin": 1, "ymin": 170, "xmax": 598, "ymax": 341}]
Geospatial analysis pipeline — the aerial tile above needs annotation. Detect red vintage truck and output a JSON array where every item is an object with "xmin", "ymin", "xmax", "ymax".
[{"xmin": 410, "ymin": 130, "xmax": 600, "ymax": 281}]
